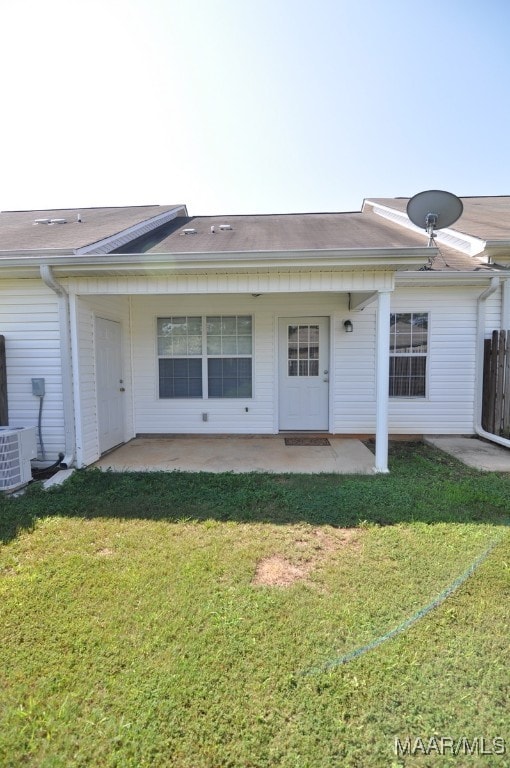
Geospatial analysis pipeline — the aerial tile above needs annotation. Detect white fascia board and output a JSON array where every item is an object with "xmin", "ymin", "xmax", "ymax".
[
  {"xmin": 395, "ymin": 270, "xmax": 499, "ymax": 287},
  {"xmin": 366, "ymin": 200, "xmax": 487, "ymax": 256},
  {"xmin": 484, "ymin": 242, "xmax": 510, "ymax": 263},
  {"xmin": 130, "ymin": 246, "xmax": 431, "ymax": 270},
  {"xmin": 0, "ymin": 246, "xmax": 431, "ymax": 276},
  {"xmin": 74, "ymin": 205, "xmax": 187, "ymax": 255}
]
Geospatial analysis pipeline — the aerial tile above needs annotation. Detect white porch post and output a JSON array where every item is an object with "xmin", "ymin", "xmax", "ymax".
[{"xmin": 374, "ymin": 290, "xmax": 391, "ymax": 473}]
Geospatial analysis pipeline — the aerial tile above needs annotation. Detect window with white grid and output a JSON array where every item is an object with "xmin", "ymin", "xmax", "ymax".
[
  {"xmin": 389, "ymin": 312, "xmax": 428, "ymax": 397},
  {"xmin": 158, "ymin": 315, "xmax": 252, "ymax": 398}
]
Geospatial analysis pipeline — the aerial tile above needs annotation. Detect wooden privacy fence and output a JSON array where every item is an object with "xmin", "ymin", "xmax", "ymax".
[
  {"xmin": 0, "ymin": 335, "xmax": 7, "ymax": 425},
  {"xmin": 482, "ymin": 330, "xmax": 510, "ymax": 437}
]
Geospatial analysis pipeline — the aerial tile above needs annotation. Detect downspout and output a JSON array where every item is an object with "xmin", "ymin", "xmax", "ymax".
[
  {"xmin": 502, "ymin": 277, "xmax": 510, "ymax": 331},
  {"xmin": 40, "ymin": 265, "xmax": 76, "ymax": 468},
  {"xmin": 474, "ymin": 276, "xmax": 510, "ymax": 449}
]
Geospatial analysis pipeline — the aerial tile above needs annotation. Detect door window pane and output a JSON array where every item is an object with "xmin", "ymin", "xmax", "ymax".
[{"xmin": 288, "ymin": 324, "xmax": 319, "ymax": 377}]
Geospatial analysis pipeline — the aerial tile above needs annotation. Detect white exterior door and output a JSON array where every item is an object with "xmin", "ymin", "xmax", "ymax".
[
  {"xmin": 96, "ymin": 318, "xmax": 124, "ymax": 453},
  {"xmin": 278, "ymin": 317, "xmax": 330, "ymax": 430}
]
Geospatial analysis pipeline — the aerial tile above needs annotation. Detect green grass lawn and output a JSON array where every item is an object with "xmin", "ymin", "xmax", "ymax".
[{"xmin": 0, "ymin": 443, "xmax": 509, "ymax": 767}]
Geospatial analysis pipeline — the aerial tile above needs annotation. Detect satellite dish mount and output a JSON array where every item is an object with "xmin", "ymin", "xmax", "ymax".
[{"xmin": 406, "ymin": 190, "xmax": 463, "ymax": 247}]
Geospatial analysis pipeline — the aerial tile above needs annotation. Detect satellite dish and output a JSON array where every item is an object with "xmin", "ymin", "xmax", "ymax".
[{"xmin": 407, "ymin": 190, "xmax": 463, "ymax": 246}]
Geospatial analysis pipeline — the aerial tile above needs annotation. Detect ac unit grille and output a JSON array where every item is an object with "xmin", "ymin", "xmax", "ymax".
[{"xmin": 0, "ymin": 427, "xmax": 37, "ymax": 492}]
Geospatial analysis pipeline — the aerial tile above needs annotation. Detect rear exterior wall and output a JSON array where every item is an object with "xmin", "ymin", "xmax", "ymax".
[
  {"xmin": 129, "ymin": 284, "xmax": 492, "ymax": 437},
  {"xmin": 0, "ymin": 280, "xmax": 65, "ymax": 460},
  {"xmin": 0, "ymin": 277, "xmax": 498, "ymax": 468}
]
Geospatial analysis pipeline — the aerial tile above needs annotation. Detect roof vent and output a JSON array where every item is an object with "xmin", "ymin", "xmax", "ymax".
[
  {"xmin": 219, "ymin": 223, "xmax": 232, "ymax": 231},
  {"xmin": 33, "ymin": 218, "xmax": 51, "ymax": 225},
  {"xmin": 182, "ymin": 227, "xmax": 197, "ymax": 235},
  {"xmin": 49, "ymin": 218, "xmax": 67, "ymax": 225}
]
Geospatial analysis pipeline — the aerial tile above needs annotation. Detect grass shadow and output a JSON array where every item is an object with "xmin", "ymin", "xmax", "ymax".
[{"xmin": 1, "ymin": 443, "xmax": 509, "ymax": 545}]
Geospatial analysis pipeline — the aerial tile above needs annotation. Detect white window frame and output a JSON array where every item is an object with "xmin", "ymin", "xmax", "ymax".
[
  {"xmin": 389, "ymin": 312, "xmax": 429, "ymax": 398},
  {"xmin": 157, "ymin": 315, "xmax": 254, "ymax": 399}
]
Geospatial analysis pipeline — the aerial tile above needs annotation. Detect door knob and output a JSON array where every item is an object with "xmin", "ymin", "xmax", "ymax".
[{"xmin": 119, "ymin": 387, "xmax": 126, "ymax": 392}]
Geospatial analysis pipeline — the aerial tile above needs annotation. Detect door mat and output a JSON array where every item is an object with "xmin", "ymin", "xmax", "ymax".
[{"xmin": 284, "ymin": 437, "xmax": 331, "ymax": 446}]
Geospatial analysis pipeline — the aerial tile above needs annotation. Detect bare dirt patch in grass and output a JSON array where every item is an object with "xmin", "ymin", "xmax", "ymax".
[
  {"xmin": 1, "ymin": 567, "xmax": 17, "ymax": 577},
  {"xmin": 311, "ymin": 526, "xmax": 358, "ymax": 551},
  {"xmin": 95, "ymin": 547, "xmax": 114, "ymax": 557},
  {"xmin": 252, "ymin": 526, "xmax": 360, "ymax": 587},
  {"xmin": 252, "ymin": 555, "xmax": 311, "ymax": 586}
]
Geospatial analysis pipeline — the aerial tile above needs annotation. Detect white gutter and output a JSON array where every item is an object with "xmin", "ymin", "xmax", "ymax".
[
  {"xmin": 474, "ymin": 277, "xmax": 510, "ymax": 449},
  {"xmin": 502, "ymin": 277, "xmax": 510, "ymax": 330},
  {"xmin": 0, "ymin": 245, "xmax": 433, "ymax": 271},
  {"xmin": 396, "ymin": 270, "xmax": 496, "ymax": 286},
  {"xmin": 40, "ymin": 265, "xmax": 76, "ymax": 468}
]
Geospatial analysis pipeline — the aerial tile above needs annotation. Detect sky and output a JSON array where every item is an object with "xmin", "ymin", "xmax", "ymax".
[{"xmin": 1, "ymin": 0, "xmax": 509, "ymax": 215}]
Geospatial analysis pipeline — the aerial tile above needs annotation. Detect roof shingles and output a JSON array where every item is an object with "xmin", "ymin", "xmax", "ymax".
[
  {"xmin": 367, "ymin": 196, "xmax": 510, "ymax": 242},
  {"xmin": 0, "ymin": 205, "xmax": 183, "ymax": 252},
  {"xmin": 145, "ymin": 212, "xmax": 431, "ymax": 254},
  {"xmin": 0, "ymin": 197, "xmax": 507, "ymax": 273}
]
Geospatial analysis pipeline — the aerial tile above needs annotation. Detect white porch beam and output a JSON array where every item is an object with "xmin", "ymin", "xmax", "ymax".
[
  {"xmin": 349, "ymin": 291, "xmax": 378, "ymax": 311},
  {"xmin": 374, "ymin": 290, "xmax": 391, "ymax": 473}
]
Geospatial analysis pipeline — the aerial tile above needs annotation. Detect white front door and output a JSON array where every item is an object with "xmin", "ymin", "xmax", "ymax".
[
  {"xmin": 278, "ymin": 317, "xmax": 330, "ymax": 430},
  {"xmin": 95, "ymin": 318, "xmax": 124, "ymax": 454}
]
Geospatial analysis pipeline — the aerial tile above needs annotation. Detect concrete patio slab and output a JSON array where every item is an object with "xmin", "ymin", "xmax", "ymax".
[
  {"xmin": 425, "ymin": 435, "xmax": 510, "ymax": 472},
  {"xmin": 94, "ymin": 436, "xmax": 375, "ymax": 474}
]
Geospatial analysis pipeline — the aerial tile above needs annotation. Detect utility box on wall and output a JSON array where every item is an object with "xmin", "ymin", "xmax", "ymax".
[{"xmin": 0, "ymin": 426, "xmax": 37, "ymax": 492}]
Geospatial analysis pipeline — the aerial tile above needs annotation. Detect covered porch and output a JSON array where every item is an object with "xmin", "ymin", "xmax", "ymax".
[
  {"xmin": 68, "ymin": 282, "xmax": 401, "ymax": 473},
  {"xmin": 49, "ymin": 244, "xmax": 428, "ymax": 474}
]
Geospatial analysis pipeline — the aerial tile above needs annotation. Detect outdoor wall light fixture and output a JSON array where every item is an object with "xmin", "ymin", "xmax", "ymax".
[{"xmin": 343, "ymin": 320, "xmax": 353, "ymax": 333}]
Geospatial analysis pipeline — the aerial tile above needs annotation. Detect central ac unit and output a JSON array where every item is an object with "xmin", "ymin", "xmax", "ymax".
[{"xmin": 0, "ymin": 426, "xmax": 37, "ymax": 492}]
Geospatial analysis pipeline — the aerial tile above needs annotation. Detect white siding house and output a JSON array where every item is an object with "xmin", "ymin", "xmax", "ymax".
[
  {"xmin": 0, "ymin": 280, "xmax": 64, "ymax": 457},
  {"xmin": 1, "ymin": 197, "xmax": 509, "ymax": 473}
]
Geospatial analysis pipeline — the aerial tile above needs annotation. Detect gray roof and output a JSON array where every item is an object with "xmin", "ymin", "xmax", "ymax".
[
  {"xmin": 145, "ymin": 211, "xmax": 431, "ymax": 253},
  {"xmin": 367, "ymin": 196, "xmax": 510, "ymax": 242},
  {"xmin": 0, "ymin": 205, "xmax": 184, "ymax": 252},
  {"xmin": 0, "ymin": 198, "xmax": 506, "ymax": 274}
]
